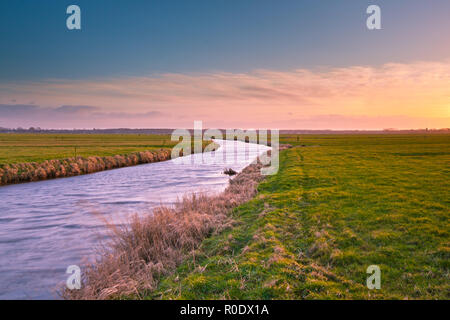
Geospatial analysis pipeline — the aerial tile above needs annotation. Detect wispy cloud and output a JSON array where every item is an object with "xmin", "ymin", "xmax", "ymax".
[
  {"xmin": 0, "ymin": 104, "xmax": 166, "ymax": 128},
  {"xmin": 1, "ymin": 60, "xmax": 449, "ymax": 129}
]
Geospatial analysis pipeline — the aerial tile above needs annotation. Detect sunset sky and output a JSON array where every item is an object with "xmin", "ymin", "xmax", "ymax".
[{"xmin": 0, "ymin": 0, "xmax": 449, "ymax": 129}]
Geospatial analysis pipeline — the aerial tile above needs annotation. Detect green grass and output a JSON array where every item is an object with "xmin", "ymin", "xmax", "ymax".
[
  {"xmin": 153, "ymin": 134, "xmax": 450, "ymax": 300},
  {"xmin": 0, "ymin": 133, "xmax": 178, "ymax": 165}
]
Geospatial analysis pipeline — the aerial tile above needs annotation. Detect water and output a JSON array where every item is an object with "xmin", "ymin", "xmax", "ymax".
[{"xmin": 0, "ymin": 140, "xmax": 270, "ymax": 299}]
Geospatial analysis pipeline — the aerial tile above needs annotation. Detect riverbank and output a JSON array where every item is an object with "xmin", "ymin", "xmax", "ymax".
[
  {"xmin": 62, "ymin": 149, "xmax": 276, "ymax": 299},
  {"xmin": 0, "ymin": 133, "xmax": 218, "ymax": 186},
  {"xmin": 0, "ymin": 149, "xmax": 173, "ymax": 186}
]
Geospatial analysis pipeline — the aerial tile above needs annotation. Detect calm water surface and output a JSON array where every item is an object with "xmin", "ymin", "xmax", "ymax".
[{"xmin": 0, "ymin": 140, "xmax": 270, "ymax": 299}]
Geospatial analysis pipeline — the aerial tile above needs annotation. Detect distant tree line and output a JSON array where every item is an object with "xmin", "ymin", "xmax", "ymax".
[{"xmin": 0, "ymin": 127, "xmax": 448, "ymax": 134}]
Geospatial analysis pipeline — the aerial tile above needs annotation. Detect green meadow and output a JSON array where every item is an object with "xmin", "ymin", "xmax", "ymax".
[
  {"xmin": 154, "ymin": 134, "xmax": 450, "ymax": 299},
  {"xmin": 0, "ymin": 133, "xmax": 176, "ymax": 165}
]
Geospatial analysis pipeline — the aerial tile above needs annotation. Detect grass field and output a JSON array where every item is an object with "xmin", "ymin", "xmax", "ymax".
[
  {"xmin": 153, "ymin": 134, "xmax": 450, "ymax": 299},
  {"xmin": 0, "ymin": 134, "xmax": 177, "ymax": 165}
]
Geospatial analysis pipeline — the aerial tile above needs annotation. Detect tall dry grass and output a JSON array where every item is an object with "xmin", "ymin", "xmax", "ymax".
[
  {"xmin": 61, "ymin": 160, "xmax": 266, "ymax": 300},
  {"xmin": 0, "ymin": 150, "xmax": 171, "ymax": 186}
]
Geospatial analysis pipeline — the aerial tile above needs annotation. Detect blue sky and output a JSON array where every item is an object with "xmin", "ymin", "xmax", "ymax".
[{"xmin": 1, "ymin": 0, "xmax": 450, "ymax": 81}]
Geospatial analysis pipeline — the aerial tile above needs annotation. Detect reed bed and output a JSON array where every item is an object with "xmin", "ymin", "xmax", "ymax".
[{"xmin": 0, "ymin": 149, "xmax": 171, "ymax": 186}]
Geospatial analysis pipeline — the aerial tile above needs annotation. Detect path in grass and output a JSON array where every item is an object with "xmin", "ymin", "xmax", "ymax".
[{"xmin": 153, "ymin": 134, "xmax": 450, "ymax": 299}]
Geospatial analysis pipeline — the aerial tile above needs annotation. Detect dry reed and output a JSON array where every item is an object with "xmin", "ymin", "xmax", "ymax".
[{"xmin": 0, "ymin": 149, "xmax": 171, "ymax": 186}]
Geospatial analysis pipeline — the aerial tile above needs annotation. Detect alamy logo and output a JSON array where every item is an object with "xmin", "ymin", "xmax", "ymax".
[
  {"xmin": 66, "ymin": 265, "xmax": 81, "ymax": 290},
  {"xmin": 171, "ymin": 121, "xmax": 279, "ymax": 175},
  {"xmin": 366, "ymin": 5, "xmax": 381, "ymax": 30},
  {"xmin": 366, "ymin": 265, "xmax": 381, "ymax": 289},
  {"xmin": 66, "ymin": 5, "xmax": 81, "ymax": 30}
]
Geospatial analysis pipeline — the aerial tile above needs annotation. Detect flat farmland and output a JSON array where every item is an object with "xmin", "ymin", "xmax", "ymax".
[{"xmin": 0, "ymin": 134, "xmax": 177, "ymax": 165}]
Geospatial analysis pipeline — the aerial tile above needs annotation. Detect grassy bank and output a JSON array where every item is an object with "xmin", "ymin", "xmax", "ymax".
[
  {"xmin": 153, "ymin": 134, "xmax": 449, "ymax": 299},
  {"xmin": 0, "ymin": 133, "xmax": 216, "ymax": 185}
]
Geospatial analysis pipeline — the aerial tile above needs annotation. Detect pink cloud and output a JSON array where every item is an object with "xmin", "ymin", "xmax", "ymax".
[{"xmin": 0, "ymin": 60, "xmax": 449, "ymax": 129}]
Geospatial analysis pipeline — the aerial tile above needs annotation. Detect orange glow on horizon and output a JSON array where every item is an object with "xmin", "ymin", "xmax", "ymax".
[{"xmin": 0, "ymin": 60, "xmax": 449, "ymax": 129}]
